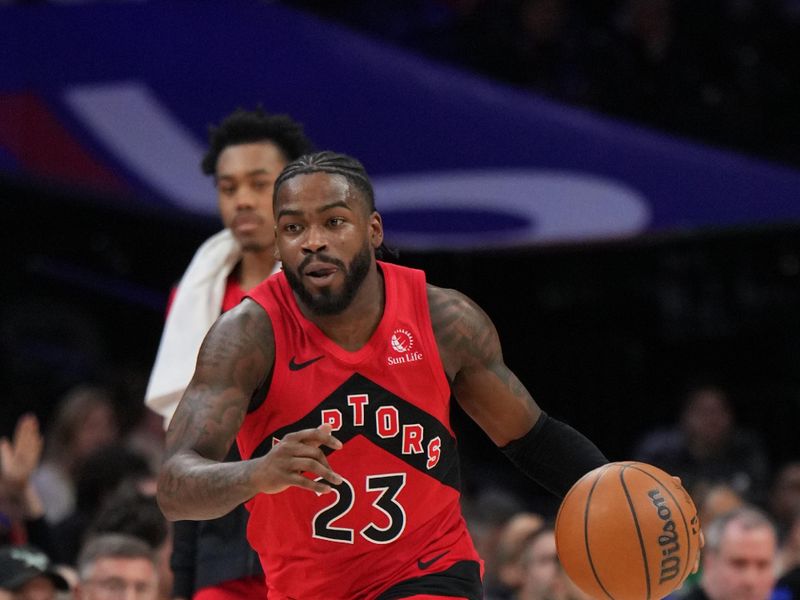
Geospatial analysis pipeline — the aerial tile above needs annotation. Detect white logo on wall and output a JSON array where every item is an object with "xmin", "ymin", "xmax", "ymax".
[
  {"xmin": 388, "ymin": 329, "xmax": 422, "ymax": 366},
  {"xmin": 373, "ymin": 170, "xmax": 651, "ymax": 250}
]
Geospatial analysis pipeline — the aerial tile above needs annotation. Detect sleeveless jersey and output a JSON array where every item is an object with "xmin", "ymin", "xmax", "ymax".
[{"xmin": 239, "ymin": 262, "xmax": 481, "ymax": 599}]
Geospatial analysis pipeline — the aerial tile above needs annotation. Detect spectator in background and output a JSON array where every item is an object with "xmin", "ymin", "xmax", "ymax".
[
  {"xmin": 0, "ymin": 545, "xmax": 70, "ymax": 600},
  {"xmin": 32, "ymin": 385, "xmax": 119, "ymax": 525},
  {"xmin": 0, "ymin": 414, "xmax": 52, "ymax": 552},
  {"xmin": 462, "ymin": 486, "xmax": 526, "ymax": 595},
  {"xmin": 74, "ymin": 534, "xmax": 158, "ymax": 600},
  {"xmin": 86, "ymin": 487, "xmax": 172, "ymax": 600},
  {"xmin": 485, "ymin": 512, "xmax": 545, "ymax": 600},
  {"xmin": 49, "ymin": 445, "xmax": 154, "ymax": 566},
  {"xmin": 515, "ymin": 524, "xmax": 591, "ymax": 600},
  {"xmin": 774, "ymin": 507, "xmax": 800, "ymax": 599},
  {"xmin": 144, "ymin": 107, "xmax": 314, "ymax": 600},
  {"xmin": 680, "ymin": 506, "xmax": 778, "ymax": 600},
  {"xmin": 769, "ymin": 461, "xmax": 800, "ymax": 538},
  {"xmin": 633, "ymin": 382, "xmax": 769, "ymax": 503},
  {"xmin": 693, "ymin": 481, "xmax": 746, "ymax": 534}
]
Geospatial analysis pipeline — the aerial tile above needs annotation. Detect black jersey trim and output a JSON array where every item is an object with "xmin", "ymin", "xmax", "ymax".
[{"xmin": 249, "ymin": 372, "xmax": 461, "ymax": 490}]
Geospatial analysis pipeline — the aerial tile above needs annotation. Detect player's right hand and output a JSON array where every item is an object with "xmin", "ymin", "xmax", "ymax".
[{"xmin": 253, "ymin": 423, "xmax": 343, "ymax": 495}]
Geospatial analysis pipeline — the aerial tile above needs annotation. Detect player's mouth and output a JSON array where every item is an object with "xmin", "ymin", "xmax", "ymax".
[{"xmin": 304, "ymin": 264, "xmax": 339, "ymax": 286}]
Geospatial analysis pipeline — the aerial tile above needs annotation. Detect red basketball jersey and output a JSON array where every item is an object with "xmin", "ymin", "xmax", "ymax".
[{"xmin": 239, "ymin": 262, "xmax": 481, "ymax": 599}]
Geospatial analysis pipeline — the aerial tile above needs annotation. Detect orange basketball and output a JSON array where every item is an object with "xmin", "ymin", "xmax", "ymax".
[{"xmin": 555, "ymin": 461, "xmax": 701, "ymax": 600}]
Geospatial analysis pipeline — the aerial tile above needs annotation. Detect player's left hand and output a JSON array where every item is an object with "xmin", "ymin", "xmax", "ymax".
[{"xmin": 672, "ymin": 475, "xmax": 703, "ymax": 574}]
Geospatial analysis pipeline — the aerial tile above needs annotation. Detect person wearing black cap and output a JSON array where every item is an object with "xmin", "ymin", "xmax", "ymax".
[{"xmin": 0, "ymin": 544, "xmax": 70, "ymax": 600}]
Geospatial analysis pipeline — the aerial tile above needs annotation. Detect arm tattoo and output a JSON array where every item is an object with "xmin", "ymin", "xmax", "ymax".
[
  {"xmin": 158, "ymin": 300, "xmax": 274, "ymax": 520},
  {"xmin": 429, "ymin": 285, "xmax": 502, "ymax": 372},
  {"xmin": 429, "ymin": 285, "xmax": 535, "ymax": 432}
]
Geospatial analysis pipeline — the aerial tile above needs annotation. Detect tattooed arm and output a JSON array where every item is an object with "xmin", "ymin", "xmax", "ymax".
[
  {"xmin": 157, "ymin": 299, "xmax": 343, "ymax": 521},
  {"xmin": 428, "ymin": 285, "xmax": 540, "ymax": 445},
  {"xmin": 429, "ymin": 284, "xmax": 606, "ymax": 496}
]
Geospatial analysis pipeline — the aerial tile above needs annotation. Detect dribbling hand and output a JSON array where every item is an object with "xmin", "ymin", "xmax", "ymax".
[
  {"xmin": 255, "ymin": 423, "xmax": 343, "ymax": 495},
  {"xmin": 673, "ymin": 475, "xmax": 704, "ymax": 574}
]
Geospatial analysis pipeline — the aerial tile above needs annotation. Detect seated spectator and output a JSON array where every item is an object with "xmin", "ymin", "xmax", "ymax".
[
  {"xmin": 86, "ymin": 487, "xmax": 172, "ymax": 599},
  {"xmin": 769, "ymin": 461, "xmax": 800, "ymax": 538},
  {"xmin": 693, "ymin": 481, "xmax": 745, "ymax": 533},
  {"xmin": 74, "ymin": 534, "xmax": 158, "ymax": 600},
  {"xmin": 486, "ymin": 512, "xmax": 545, "ymax": 599},
  {"xmin": 0, "ymin": 414, "xmax": 52, "ymax": 552},
  {"xmin": 0, "ymin": 545, "xmax": 70, "ymax": 600},
  {"xmin": 679, "ymin": 506, "xmax": 778, "ymax": 600},
  {"xmin": 515, "ymin": 524, "xmax": 591, "ymax": 600},
  {"xmin": 774, "ymin": 508, "xmax": 800, "ymax": 599},
  {"xmin": 462, "ymin": 486, "xmax": 526, "ymax": 592},
  {"xmin": 49, "ymin": 445, "xmax": 154, "ymax": 566},
  {"xmin": 32, "ymin": 386, "xmax": 119, "ymax": 525},
  {"xmin": 633, "ymin": 382, "xmax": 769, "ymax": 502}
]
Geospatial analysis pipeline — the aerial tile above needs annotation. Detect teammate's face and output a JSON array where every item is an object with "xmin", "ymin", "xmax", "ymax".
[
  {"xmin": 216, "ymin": 142, "xmax": 287, "ymax": 252},
  {"xmin": 275, "ymin": 171, "xmax": 383, "ymax": 316},
  {"xmin": 702, "ymin": 523, "xmax": 776, "ymax": 600}
]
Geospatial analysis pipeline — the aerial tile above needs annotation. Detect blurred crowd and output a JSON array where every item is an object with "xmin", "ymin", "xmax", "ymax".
[
  {"xmin": 2, "ymin": 379, "xmax": 799, "ymax": 599},
  {"xmin": 291, "ymin": 0, "xmax": 800, "ymax": 168}
]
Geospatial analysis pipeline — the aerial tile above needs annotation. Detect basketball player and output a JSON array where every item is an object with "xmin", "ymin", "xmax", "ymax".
[
  {"xmin": 145, "ymin": 108, "xmax": 314, "ymax": 599},
  {"xmin": 157, "ymin": 151, "xmax": 608, "ymax": 599}
]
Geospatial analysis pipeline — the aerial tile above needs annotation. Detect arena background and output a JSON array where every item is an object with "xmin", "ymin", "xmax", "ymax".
[{"xmin": 2, "ymin": 0, "xmax": 799, "ymax": 511}]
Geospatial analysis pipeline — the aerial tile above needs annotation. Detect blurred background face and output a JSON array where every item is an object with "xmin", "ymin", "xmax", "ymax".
[
  {"xmin": 524, "ymin": 531, "xmax": 560, "ymax": 590},
  {"xmin": 703, "ymin": 522, "xmax": 777, "ymax": 600},
  {"xmin": 771, "ymin": 463, "xmax": 800, "ymax": 525},
  {"xmin": 78, "ymin": 558, "xmax": 158, "ymax": 600},
  {"xmin": 73, "ymin": 403, "xmax": 118, "ymax": 460},
  {"xmin": 9, "ymin": 577, "xmax": 57, "ymax": 600},
  {"xmin": 682, "ymin": 387, "xmax": 733, "ymax": 448},
  {"xmin": 216, "ymin": 141, "xmax": 287, "ymax": 253}
]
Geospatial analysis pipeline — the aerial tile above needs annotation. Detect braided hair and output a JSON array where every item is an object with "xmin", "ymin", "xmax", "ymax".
[{"xmin": 274, "ymin": 151, "xmax": 399, "ymax": 261}]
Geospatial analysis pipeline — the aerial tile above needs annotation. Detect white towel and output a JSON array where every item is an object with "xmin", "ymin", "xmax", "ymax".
[{"xmin": 145, "ymin": 228, "xmax": 241, "ymax": 428}]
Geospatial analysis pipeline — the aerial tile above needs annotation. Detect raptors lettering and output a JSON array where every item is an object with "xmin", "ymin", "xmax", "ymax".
[{"xmin": 310, "ymin": 393, "xmax": 443, "ymax": 470}]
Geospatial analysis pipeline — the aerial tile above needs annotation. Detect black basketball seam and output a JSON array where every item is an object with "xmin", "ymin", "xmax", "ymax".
[
  {"xmin": 620, "ymin": 464, "xmax": 652, "ymax": 600},
  {"xmin": 626, "ymin": 464, "xmax": 694, "ymax": 586},
  {"xmin": 584, "ymin": 464, "xmax": 616, "ymax": 600}
]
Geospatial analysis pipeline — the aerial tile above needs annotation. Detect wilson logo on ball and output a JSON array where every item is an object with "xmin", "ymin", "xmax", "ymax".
[{"xmin": 648, "ymin": 488, "xmax": 681, "ymax": 584}]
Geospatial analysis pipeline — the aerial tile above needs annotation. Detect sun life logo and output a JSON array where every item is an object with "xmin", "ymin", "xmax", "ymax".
[
  {"xmin": 388, "ymin": 329, "xmax": 423, "ymax": 367},
  {"xmin": 391, "ymin": 329, "xmax": 414, "ymax": 353}
]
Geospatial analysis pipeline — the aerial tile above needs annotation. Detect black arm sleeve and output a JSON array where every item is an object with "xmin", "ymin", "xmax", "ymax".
[{"xmin": 499, "ymin": 412, "xmax": 608, "ymax": 499}]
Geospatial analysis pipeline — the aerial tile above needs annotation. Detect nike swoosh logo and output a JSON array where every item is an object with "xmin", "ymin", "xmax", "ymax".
[
  {"xmin": 417, "ymin": 550, "xmax": 449, "ymax": 570},
  {"xmin": 288, "ymin": 355, "xmax": 324, "ymax": 371}
]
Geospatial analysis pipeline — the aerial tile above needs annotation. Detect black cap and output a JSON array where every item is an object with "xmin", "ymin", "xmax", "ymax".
[{"xmin": 0, "ymin": 545, "xmax": 70, "ymax": 591}]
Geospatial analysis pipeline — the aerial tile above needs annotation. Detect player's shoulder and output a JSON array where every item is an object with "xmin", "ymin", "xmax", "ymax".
[
  {"xmin": 426, "ymin": 283, "xmax": 486, "ymax": 323},
  {"xmin": 426, "ymin": 283, "xmax": 494, "ymax": 346},
  {"xmin": 208, "ymin": 297, "xmax": 275, "ymax": 349}
]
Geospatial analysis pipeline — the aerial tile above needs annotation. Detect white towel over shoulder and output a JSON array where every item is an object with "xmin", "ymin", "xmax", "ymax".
[{"xmin": 145, "ymin": 229, "xmax": 241, "ymax": 427}]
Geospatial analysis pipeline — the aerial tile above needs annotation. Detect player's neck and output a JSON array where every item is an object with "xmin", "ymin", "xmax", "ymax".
[
  {"xmin": 306, "ymin": 267, "xmax": 385, "ymax": 352},
  {"xmin": 237, "ymin": 248, "xmax": 277, "ymax": 292}
]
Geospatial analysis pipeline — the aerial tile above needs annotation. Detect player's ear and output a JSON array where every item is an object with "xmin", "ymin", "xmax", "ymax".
[{"xmin": 369, "ymin": 211, "xmax": 384, "ymax": 249}]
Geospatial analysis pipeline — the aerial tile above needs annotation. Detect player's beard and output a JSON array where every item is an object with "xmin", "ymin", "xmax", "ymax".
[{"xmin": 284, "ymin": 242, "xmax": 372, "ymax": 316}]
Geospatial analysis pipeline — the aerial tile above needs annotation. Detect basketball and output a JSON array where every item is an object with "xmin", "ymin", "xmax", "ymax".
[{"xmin": 555, "ymin": 461, "xmax": 701, "ymax": 600}]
